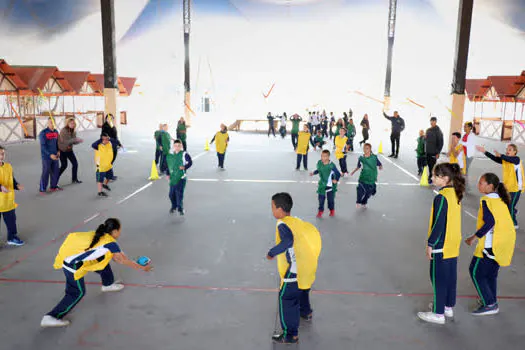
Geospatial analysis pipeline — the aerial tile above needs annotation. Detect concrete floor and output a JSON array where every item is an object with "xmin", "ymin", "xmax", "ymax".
[{"xmin": 1, "ymin": 129, "xmax": 524, "ymax": 350}]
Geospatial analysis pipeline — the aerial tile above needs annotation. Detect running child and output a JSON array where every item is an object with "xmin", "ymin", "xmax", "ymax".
[
  {"xmin": 335, "ymin": 127, "xmax": 349, "ymax": 176},
  {"xmin": 210, "ymin": 123, "xmax": 229, "ymax": 170},
  {"xmin": 417, "ymin": 163, "xmax": 465, "ymax": 325},
  {"xmin": 266, "ymin": 193, "xmax": 322, "ymax": 344},
  {"xmin": 416, "ymin": 130, "xmax": 426, "ymax": 176},
  {"xmin": 166, "ymin": 140, "xmax": 193, "ymax": 215},
  {"xmin": 0, "ymin": 146, "xmax": 25, "ymax": 246},
  {"xmin": 346, "ymin": 119, "xmax": 356, "ymax": 152},
  {"xmin": 41, "ymin": 218, "xmax": 153, "ymax": 328},
  {"xmin": 448, "ymin": 132, "xmax": 466, "ymax": 175},
  {"xmin": 310, "ymin": 150, "xmax": 341, "ymax": 218},
  {"xmin": 465, "ymin": 173, "xmax": 516, "ymax": 316},
  {"xmin": 296, "ymin": 124, "xmax": 311, "ymax": 170},
  {"xmin": 476, "ymin": 144, "xmax": 524, "ymax": 228},
  {"xmin": 350, "ymin": 143, "xmax": 383, "ymax": 208},
  {"xmin": 92, "ymin": 133, "xmax": 116, "ymax": 197},
  {"xmin": 312, "ymin": 129, "xmax": 325, "ymax": 151}
]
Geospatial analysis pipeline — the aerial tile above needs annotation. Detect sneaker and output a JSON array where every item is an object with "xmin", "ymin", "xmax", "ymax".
[
  {"xmin": 304, "ymin": 168, "xmax": 308, "ymax": 171},
  {"xmin": 301, "ymin": 313, "xmax": 313, "ymax": 321},
  {"xmin": 39, "ymin": 191, "xmax": 47, "ymax": 196},
  {"xmin": 98, "ymin": 192, "xmax": 108, "ymax": 197},
  {"xmin": 388, "ymin": 154, "xmax": 395, "ymax": 158},
  {"xmin": 50, "ymin": 187, "xmax": 63, "ymax": 192},
  {"xmin": 41, "ymin": 315, "xmax": 70, "ymax": 328},
  {"xmin": 272, "ymin": 333, "xmax": 298, "ymax": 344},
  {"xmin": 101, "ymin": 283, "xmax": 125, "ymax": 292},
  {"xmin": 356, "ymin": 204, "xmax": 361, "ymax": 209},
  {"xmin": 72, "ymin": 180, "xmax": 83, "ymax": 184},
  {"xmin": 428, "ymin": 303, "xmax": 454, "ymax": 317},
  {"xmin": 316, "ymin": 211, "xmax": 323, "ymax": 218},
  {"xmin": 394, "ymin": 155, "xmax": 398, "ymax": 159},
  {"xmin": 472, "ymin": 304, "xmax": 499, "ymax": 316},
  {"xmin": 102, "ymin": 184, "xmax": 111, "ymax": 191},
  {"xmin": 7, "ymin": 237, "xmax": 25, "ymax": 246},
  {"xmin": 417, "ymin": 312, "xmax": 445, "ymax": 324},
  {"xmin": 178, "ymin": 209, "xmax": 185, "ymax": 216},
  {"xmin": 169, "ymin": 208, "xmax": 175, "ymax": 215},
  {"xmin": 329, "ymin": 210, "xmax": 335, "ymax": 217},
  {"xmin": 514, "ymin": 225, "xmax": 519, "ymax": 230},
  {"xmin": 295, "ymin": 168, "xmax": 300, "ymax": 171}
]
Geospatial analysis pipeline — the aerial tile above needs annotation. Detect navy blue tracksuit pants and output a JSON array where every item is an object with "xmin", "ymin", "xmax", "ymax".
[
  {"xmin": 296, "ymin": 154, "xmax": 308, "ymax": 170},
  {"xmin": 469, "ymin": 256, "xmax": 500, "ymax": 306},
  {"xmin": 509, "ymin": 192, "xmax": 521, "ymax": 226},
  {"xmin": 155, "ymin": 149, "xmax": 162, "ymax": 165},
  {"xmin": 160, "ymin": 153, "xmax": 169, "ymax": 175},
  {"xmin": 430, "ymin": 254, "xmax": 457, "ymax": 315},
  {"xmin": 48, "ymin": 264, "xmax": 114, "ymax": 319},
  {"xmin": 356, "ymin": 182, "xmax": 376, "ymax": 205},
  {"xmin": 318, "ymin": 189, "xmax": 335, "ymax": 211},
  {"xmin": 169, "ymin": 179, "xmax": 186, "ymax": 211},
  {"xmin": 40, "ymin": 159, "xmax": 59, "ymax": 192},
  {"xmin": 279, "ymin": 280, "xmax": 312, "ymax": 339},
  {"xmin": 217, "ymin": 152, "xmax": 226, "ymax": 168},
  {"xmin": 0, "ymin": 209, "xmax": 18, "ymax": 241},
  {"xmin": 339, "ymin": 156, "xmax": 348, "ymax": 174}
]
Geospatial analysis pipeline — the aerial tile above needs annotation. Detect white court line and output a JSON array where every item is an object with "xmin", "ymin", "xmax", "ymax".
[
  {"xmin": 117, "ymin": 182, "xmax": 153, "ymax": 204},
  {"xmin": 84, "ymin": 212, "xmax": 101, "ymax": 224},
  {"xmin": 379, "ymin": 155, "xmax": 420, "ymax": 182},
  {"xmin": 192, "ymin": 151, "xmax": 208, "ymax": 160},
  {"xmin": 187, "ymin": 178, "xmax": 421, "ymax": 186}
]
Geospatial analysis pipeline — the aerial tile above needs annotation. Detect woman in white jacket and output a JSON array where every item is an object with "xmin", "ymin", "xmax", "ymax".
[{"xmin": 460, "ymin": 122, "xmax": 477, "ymax": 176}]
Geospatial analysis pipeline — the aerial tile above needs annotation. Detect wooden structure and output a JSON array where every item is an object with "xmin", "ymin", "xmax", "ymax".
[
  {"xmin": 0, "ymin": 59, "xmax": 136, "ymax": 143},
  {"xmin": 466, "ymin": 70, "xmax": 525, "ymax": 143}
]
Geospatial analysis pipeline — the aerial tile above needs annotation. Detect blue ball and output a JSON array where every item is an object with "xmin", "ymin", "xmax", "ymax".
[{"xmin": 137, "ymin": 256, "xmax": 151, "ymax": 266}]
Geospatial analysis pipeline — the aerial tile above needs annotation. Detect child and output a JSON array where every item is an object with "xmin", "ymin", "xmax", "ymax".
[
  {"xmin": 210, "ymin": 123, "xmax": 229, "ymax": 170},
  {"xmin": 329, "ymin": 114, "xmax": 335, "ymax": 140},
  {"xmin": 0, "ymin": 146, "xmax": 25, "ymax": 246},
  {"xmin": 296, "ymin": 124, "xmax": 311, "ymax": 170},
  {"xmin": 159, "ymin": 124, "xmax": 172, "ymax": 175},
  {"xmin": 166, "ymin": 140, "xmax": 193, "ymax": 215},
  {"xmin": 417, "ymin": 163, "xmax": 465, "ymax": 325},
  {"xmin": 92, "ymin": 133, "xmax": 116, "ymax": 197},
  {"xmin": 312, "ymin": 129, "xmax": 325, "ymax": 151},
  {"xmin": 310, "ymin": 150, "xmax": 341, "ymax": 218},
  {"xmin": 416, "ymin": 130, "xmax": 426, "ymax": 176},
  {"xmin": 476, "ymin": 144, "xmax": 524, "ymax": 228},
  {"xmin": 39, "ymin": 117, "xmax": 61, "ymax": 193},
  {"xmin": 346, "ymin": 119, "xmax": 356, "ymax": 152},
  {"xmin": 266, "ymin": 193, "xmax": 322, "ymax": 344},
  {"xmin": 154, "ymin": 124, "xmax": 163, "ymax": 166},
  {"xmin": 350, "ymin": 143, "xmax": 383, "ymax": 208},
  {"xmin": 465, "ymin": 173, "xmax": 516, "ymax": 315},
  {"xmin": 448, "ymin": 132, "xmax": 466, "ymax": 175},
  {"xmin": 335, "ymin": 127, "xmax": 349, "ymax": 176},
  {"xmin": 290, "ymin": 114, "xmax": 302, "ymax": 150},
  {"xmin": 41, "ymin": 218, "xmax": 153, "ymax": 328}
]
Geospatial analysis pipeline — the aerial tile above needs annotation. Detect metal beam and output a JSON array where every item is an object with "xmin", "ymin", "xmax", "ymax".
[
  {"xmin": 451, "ymin": 0, "xmax": 474, "ymax": 94},
  {"xmin": 384, "ymin": 0, "xmax": 397, "ymax": 99},
  {"xmin": 101, "ymin": 0, "xmax": 117, "ymax": 89},
  {"xmin": 183, "ymin": 0, "xmax": 192, "ymax": 124}
]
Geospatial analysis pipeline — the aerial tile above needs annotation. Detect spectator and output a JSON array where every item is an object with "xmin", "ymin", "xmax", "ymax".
[
  {"xmin": 425, "ymin": 116, "xmax": 444, "ymax": 185},
  {"xmin": 58, "ymin": 117, "xmax": 83, "ymax": 184},
  {"xmin": 383, "ymin": 110, "xmax": 405, "ymax": 158}
]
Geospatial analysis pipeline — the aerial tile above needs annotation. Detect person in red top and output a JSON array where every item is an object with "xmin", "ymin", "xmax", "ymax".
[{"xmin": 461, "ymin": 122, "xmax": 477, "ymax": 176}]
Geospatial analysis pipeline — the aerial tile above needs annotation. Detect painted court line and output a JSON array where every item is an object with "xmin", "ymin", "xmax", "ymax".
[
  {"xmin": 188, "ymin": 178, "xmax": 420, "ymax": 186},
  {"xmin": 1, "ymin": 277, "xmax": 525, "ymax": 301},
  {"xmin": 379, "ymin": 155, "xmax": 420, "ymax": 182}
]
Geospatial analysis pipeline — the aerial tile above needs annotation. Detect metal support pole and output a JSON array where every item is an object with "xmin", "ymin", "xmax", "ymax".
[
  {"xmin": 183, "ymin": 0, "xmax": 192, "ymax": 125},
  {"xmin": 100, "ymin": 0, "xmax": 119, "ymax": 133},
  {"xmin": 383, "ymin": 0, "xmax": 397, "ymax": 110}
]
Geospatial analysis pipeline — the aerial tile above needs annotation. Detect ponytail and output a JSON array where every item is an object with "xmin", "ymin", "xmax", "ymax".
[
  {"xmin": 496, "ymin": 182, "xmax": 511, "ymax": 207},
  {"xmin": 86, "ymin": 218, "xmax": 121, "ymax": 250},
  {"xmin": 481, "ymin": 172, "xmax": 510, "ymax": 206},
  {"xmin": 433, "ymin": 163, "xmax": 466, "ymax": 203}
]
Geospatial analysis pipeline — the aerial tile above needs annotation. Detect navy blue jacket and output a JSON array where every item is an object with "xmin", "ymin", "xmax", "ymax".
[{"xmin": 39, "ymin": 128, "xmax": 59, "ymax": 160}]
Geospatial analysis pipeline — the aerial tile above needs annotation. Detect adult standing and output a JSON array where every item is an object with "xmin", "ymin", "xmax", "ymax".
[
  {"xmin": 279, "ymin": 112, "xmax": 287, "ymax": 139},
  {"xmin": 359, "ymin": 114, "xmax": 370, "ymax": 147},
  {"xmin": 267, "ymin": 112, "xmax": 276, "ymax": 137},
  {"xmin": 290, "ymin": 114, "xmax": 302, "ymax": 150},
  {"xmin": 176, "ymin": 117, "xmax": 187, "ymax": 151},
  {"xmin": 425, "ymin": 116, "xmax": 444, "ymax": 185},
  {"xmin": 58, "ymin": 118, "xmax": 83, "ymax": 184},
  {"xmin": 39, "ymin": 118, "xmax": 61, "ymax": 193},
  {"xmin": 383, "ymin": 110, "xmax": 405, "ymax": 158},
  {"xmin": 461, "ymin": 121, "xmax": 477, "ymax": 177},
  {"xmin": 101, "ymin": 114, "xmax": 122, "ymax": 177}
]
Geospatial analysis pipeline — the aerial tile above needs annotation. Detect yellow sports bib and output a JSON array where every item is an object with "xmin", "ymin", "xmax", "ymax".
[
  {"xmin": 296, "ymin": 132, "xmax": 311, "ymax": 155},
  {"xmin": 0, "ymin": 163, "xmax": 17, "ymax": 213},
  {"xmin": 214, "ymin": 132, "xmax": 229, "ymax": 154},
  {"xmin": 427, "ymin": 187, "xmax": 462, "ymax": 258}
]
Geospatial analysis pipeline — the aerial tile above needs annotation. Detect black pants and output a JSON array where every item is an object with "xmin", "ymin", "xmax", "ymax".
[
  {"xmin": 347, "ymin": 138, "xmax": 354, "ymax": 152},
  {"xmin": 296, "ymin": 154, "xmax": 308, "ymax": 170},
  {"xmin": 279, "ymin": 126, "xmax": 286, "ymax": 138},
  {"xmin": 339, "ymin": 156, "xmax": 348, "ymax": 174},
  {"xmin": 321, "ymin": 126, "xmax": 328, "ymax": 138},
  {"xmin": 291, "ymin": 133, "xmax": 298, "ymax": 150},
  {"xmin": 390, "ymin": 131, "xmax": 400, "ymax": 156},
  {"xmin": 217, "ymin": 152, "xmax": 226, "ymax": 168},
  {"xmin": 426, "ymin": 154, "xmax": 437, "ymax": 183},
  {"xmin": 155, "ymin": 149, "xmax": 162, "ymax": 165},
  {"xmin": 469, "ymin": 256, "xmax": 499, "ymax": 306},
  {"xmin": 268, "ymin": 124, "xmax": 276, "ymax": 137},
  {"xmin": 318, "ymin": 189, "xmax": 335, "ymax": 211},
  {"xmin": 360, "ymin": 129, "xmax": 369, "ymax": 145},
  {"xmin": 59, "ymin": 151, "xmax": 79, "ymax": 182},
  {"xmin": 417, "ymin": 156, "xmax": 426, "ymax": 175},
  {"xmin": 429, "ymin": 254, "xmax": 457, "ymax": 315}
]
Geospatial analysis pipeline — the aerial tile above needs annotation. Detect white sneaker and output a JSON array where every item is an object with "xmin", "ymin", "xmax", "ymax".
[
  {"xmin": 514, "ymin": 225, "xmax": 519, "ymax": 229},
  {"xmin": 41, "ymin": 315, "xmax": 70, "ymax": 328},
  {"xmin": 417, "ymin": 311, "xmax": 445, "ymax": 325},
  {"xmin": 101, "ymin": 283, "xmax": 124, "ymax": 292},
  {"xmin": 428, "ymin": 303, "xmax": 454, "ymax": 317}
]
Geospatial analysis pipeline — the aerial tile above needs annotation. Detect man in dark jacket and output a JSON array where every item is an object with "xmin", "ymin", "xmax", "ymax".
[
  {"xmin": 383, "ymin": 110, "xmax": 405, "ymax": 158},
  {"xmin": 425, "ymin": 116, "xmax": 444, "ymax": 184},
  {"xmin": 39, "ymin": 117, "xmax": 61, "ymax": 193},
  {"xmin": 267, "ymin": 112, "xmax": 276, "ymax": 137}
]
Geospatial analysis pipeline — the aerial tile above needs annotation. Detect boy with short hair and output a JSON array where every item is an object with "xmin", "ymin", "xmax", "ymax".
[
  {"xmin": 267, "ymin": 192, "xmax": 322, "ymax": 344},
  {"xmin": 310, "ymin": 150, "xmax": 341, "ymax": 218},
  {"xmin": 296, "ymin": 124, "xmax": 311, "ymax": 170},
  {"xmin": 346, "ymin": 119, "xmax": 356, "ymax": 152},
  {"xmin": 416, "ymin": 130, "xmax": 426, "ymax": 176},
  {"xmin": 350, "ymin": 143, "xmax": 383, "ymax": 208},
  {"xmin": 166, "ymin": 140, "xmax": 193, "ymax": 215},
  {"xmin": 92, "ymin": 133, "xmax": 116, "ymax": 197},
  {"xmin": 312, "ymin": 129, "xmax": 325, "ymax": 151},
  {"xmin": 448, "ymin": 132, "xmax": 466, "ymax": 175},
  {"xmin": 0, "ymin": 146, "xmax": 25, "ymax": 246}
]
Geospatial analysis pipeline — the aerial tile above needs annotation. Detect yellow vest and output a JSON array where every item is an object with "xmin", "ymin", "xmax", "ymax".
[
  {"xmin": 0, "ymin": 163, "xmax": 17, "ymax": 213},
  {"xmin": 275, "ymin": 216, "xmax": 322, "ymax": 289},
  {"xmin": 474, "ymin": 196, "xmax": 516, "ymax": 266},
  {"xmin": 296, "ymin": 132, "xmax": 311, "ymax": 155},
  {"xmin": 427, "ymin": 187, "xmax": 462, "ymax": 259},
  {"xmin": 53, "ymin": 231, "xmax": 117, "ymax": 280},
  {"xmin": 214, "ymin": 132, "xmax": 229, "ymax": 154},
  {"xmin": 449, "ymin": 144, "xmax": 466, "ymax": 175},
  {"xmin": 335, "ymin": 135, "xmax": 348, "ymax": 159},
  {"xmin": 94, "ymin": 142, "xmax": 114, "ymax": 172},
  {"xmin": 502, "ymin": 160, "xmax": 525, "ymax": 193}
]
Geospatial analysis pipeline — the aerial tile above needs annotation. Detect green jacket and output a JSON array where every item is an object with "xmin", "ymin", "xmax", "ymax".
[
  {"xmin": 315, "ymin": 160, "xmax": 341, "ymax": 194},
  {"xmin": 416, "ymin": 136, "xmax": 425, "ymax": 157},
  {"xmin": 291, "ymin": 118, "xmax": 302, "ymax": 134},
  {"xmin": 154, "ymin": 130, "xmax": 162, "ymax": 150},
  {"xmin": 177, "ymin": 122, "xmax": 187, "ymax": 141},
  {"xmin": 166, "ymin": 152, "xmax": 186, "ymax": 186},
  {"xmin": 160, "ymin": 131, "xmax": 171, "ymax": 155},
  {"xmin": 358, "ymin": 154, "xmax": 380, "ymax": 185},
  {"xmin": 347, "ymin": 124, "xmax": 356, "ymax": 139}
]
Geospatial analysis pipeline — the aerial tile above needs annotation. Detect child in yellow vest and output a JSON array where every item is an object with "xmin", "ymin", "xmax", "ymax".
[
  {"xmin": 0, "ymin": 146, "xmax": 25, "ymax": 246},
  {"xmin": 295, "ymin": 124, "xmax": 311, "ymax": 171},
  {"xmin": 448, "ymin": 132, "xmax": 466, "ymax": 175},
  {"xmin": 335, "ymin": 127, "xmax": 349, "ymax": 175},
  {"xmin": 266, "ymin": 193, "xmax": 322, "ymax": 344},
  {"xmin": 210, "ymin": 124, "xmax": 229, "ymax": 170},
  {"xmin": 41, "ymin": 218, "xmax": 153, "ymax": 328},
  {"xmin": 91, "ymin": 133, "xmax": 116, "ymax": 197},
  {"xmin": 417, "ymin": 163, "xmax": 465, "ymax": 324},
  {"xmin": 476, "ymin": 144, "xmax": 524, "ymax": 228},
  {"xmin": 465, "ymin": 173, "xmax": 516, "ymax": 316}
]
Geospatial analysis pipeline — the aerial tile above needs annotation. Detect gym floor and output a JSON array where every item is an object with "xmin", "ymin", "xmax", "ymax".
[{"xmin": 0, "ymin": 129, "xmax": 524, "ymax": 350}]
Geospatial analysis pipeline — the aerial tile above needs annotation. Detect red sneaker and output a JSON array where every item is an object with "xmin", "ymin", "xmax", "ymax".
[
  {"xmin": 329, "ymin": 210, "xmax": 335, "ymax": 217},
  {"xmin": 316, "ymin": 211, "xmax": 323, "ymax": 218}
]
